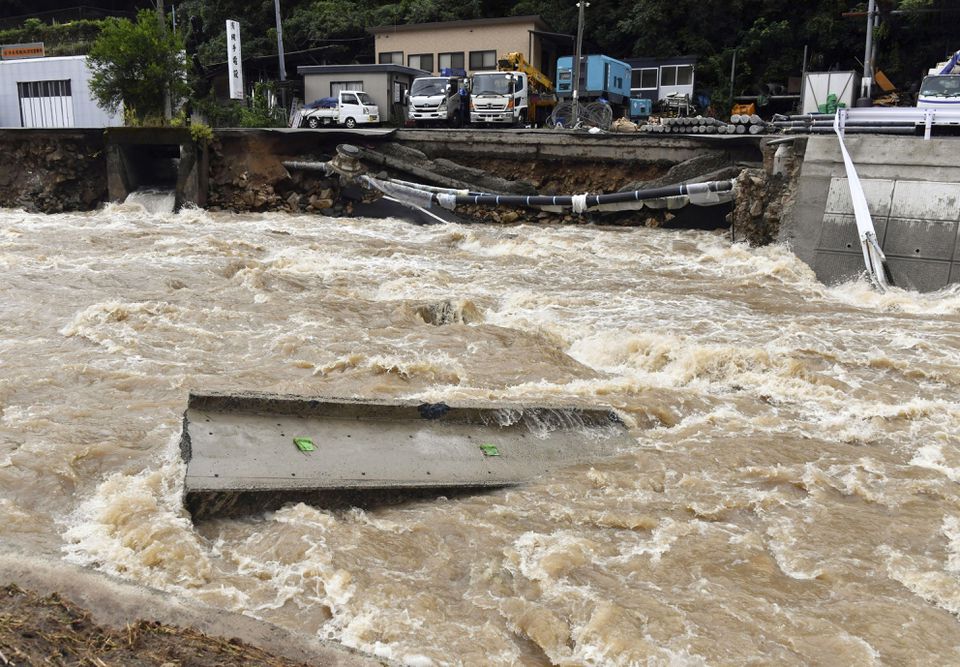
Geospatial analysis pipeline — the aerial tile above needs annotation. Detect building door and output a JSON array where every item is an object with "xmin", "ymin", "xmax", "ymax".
[{"xmin": 17, "ymin": 80, "xmax": 74, "ymax": 128}]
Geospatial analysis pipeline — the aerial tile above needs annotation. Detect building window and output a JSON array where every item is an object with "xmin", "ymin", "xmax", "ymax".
[
  {"xmin": 438, "ymin": 52, "xmax": 464, "ymax": 72},
  {"xmin": 330, "ymin": 81, "xmax": 364, "ymax": 96},
  {"xmin": 17, "ymin": 79, "xmax": 74, "ymax": 128},
  {"xmin": 408, "ymin": 53, "xmax": 434, "ymax": 72},
  {"xmin": 378, "ymin": 51, "xmax": 402, "ymax": 65},
  {"xmin": 631, "ymin": 68, "xmax": 658, "ymax": 90},
  {"xmin": 660, "ymin": 65, "xmax": 693, "ymax": 87},
  {"xmin": 469, "ymin": 50, "xmax": 497, "ymax": 71}
]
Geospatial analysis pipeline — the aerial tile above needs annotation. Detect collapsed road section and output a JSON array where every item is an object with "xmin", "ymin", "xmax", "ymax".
[{"xmin": 180, "ymin": 392, "xmax": 635, "ymax": 520}]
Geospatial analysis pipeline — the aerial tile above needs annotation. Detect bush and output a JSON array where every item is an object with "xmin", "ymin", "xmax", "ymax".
[
  {"xmin": 87, "ymin": 9, "xmax": 188, "ymax": 123},
  {"xmin": 192, "ymin": 82, "xmax": 288, "ymax": 128}
]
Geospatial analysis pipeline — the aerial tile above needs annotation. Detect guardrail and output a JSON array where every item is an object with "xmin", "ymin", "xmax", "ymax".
[
  {"xmin": 773, "ymin": 107, "xmax": 960, "ymax": 139},
  {"xmin": 840, "ymin": 107, "xmax": 960, "ymax": 140}
]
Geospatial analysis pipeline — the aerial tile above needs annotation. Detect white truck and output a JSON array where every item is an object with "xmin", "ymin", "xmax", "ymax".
[
  {"xmin": 469, "ymin": 71, "xmax": 528, "ymax": 126},
  {"xmin": 407, "ymin": 75, "xmax": 465, "ymax": 127},
  {"xmin": 918, "ymin": 50, "xmax": 960, "ymax": 111},
  {"xmin": 301, "ymin": 90, "xmax": 380, "ymax": 129}
]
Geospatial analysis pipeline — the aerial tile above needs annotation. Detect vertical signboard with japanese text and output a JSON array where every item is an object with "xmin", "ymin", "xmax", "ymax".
[{"xmin": 226, "ymin": 20, "xmax": 243, "ymax": 100}]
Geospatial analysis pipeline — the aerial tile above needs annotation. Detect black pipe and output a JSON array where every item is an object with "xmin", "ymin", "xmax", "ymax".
[{"xmin": 447, "ymin": 180, "xmax": 733, "ymax": 209}]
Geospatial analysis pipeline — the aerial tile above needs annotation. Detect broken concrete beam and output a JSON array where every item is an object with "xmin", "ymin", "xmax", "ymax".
[{"xmin": 180, "ymin": 391, "xmax": 634, "ymax": 519}]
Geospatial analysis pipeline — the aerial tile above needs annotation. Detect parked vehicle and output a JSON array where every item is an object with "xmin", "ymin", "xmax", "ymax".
[
  {"xmin": 407, "ymin": 73, "xmax": 466, "ymax": 127},
  {"xmin": 495, "ymin": 52, "xmax": 556, "ymax": 126},
  {"xmin": 469, "ymin": 70, "xmax": 528, "ymax": 127},
  {"xmin": 918, "ymin": 50, "xmax": 960, "ymax": 111},
  {"xmin": 468, "ymin": 54, "xmax": 556, "ymax": 127},
  {"xmin": 301, "ymin": 91, "xmax": 380, "ymax": 129}
]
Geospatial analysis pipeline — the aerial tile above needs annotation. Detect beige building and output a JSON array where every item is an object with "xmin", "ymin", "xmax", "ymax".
[{"xmin": 368, "ymin": 16, "xmax": 569, "ymax": 81}]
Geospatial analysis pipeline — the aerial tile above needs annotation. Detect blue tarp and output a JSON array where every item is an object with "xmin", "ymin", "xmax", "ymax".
[
  {"xmin": 939, "ymin": 50, "xmax": 960, "ymax": 75},
  {"xmin": 304, "ymin": 97, "xmax": 338, "ymax": 109}
]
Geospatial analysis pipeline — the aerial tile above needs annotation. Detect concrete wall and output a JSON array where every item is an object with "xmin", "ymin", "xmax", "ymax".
[
  {"xmin": 0, "ymin": 56, "xmax": 122, "ymax": 128},
  {"xmin": 781, "ymin": 135, "xmax": 960, "ymax": 292},
  {"xmin": 373, "ymin": 18, "xmax": 549, "ymax": 75},
  {"xmin": 394, "ymin": 129, "xmax": 760, "ymax": 164}
]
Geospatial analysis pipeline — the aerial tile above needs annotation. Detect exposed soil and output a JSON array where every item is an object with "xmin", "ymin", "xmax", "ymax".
[
  {"xmin": 0, "ymin": 133, "xmax": 106, "ymax": 213},
  {"xmin": 0, "ymin": 584, "xmax": 316, "ymax": 667},
  {"xmin": 206, "ymin": 134, "xmax": 342, "ymax": 214},
  {"xmin": 455, "ymin": 157, "xmax": 667, "ymax": 195}
]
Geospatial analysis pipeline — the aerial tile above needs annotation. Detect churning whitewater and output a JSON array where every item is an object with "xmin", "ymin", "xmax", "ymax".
[{"xmin": 2, "ymin": 203, "xmax": 960, "ymax": 665}]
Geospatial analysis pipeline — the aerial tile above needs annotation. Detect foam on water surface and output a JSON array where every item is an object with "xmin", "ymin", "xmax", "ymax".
[{"xmin": 0, "ymin": 205, "xmax": 958, "ymax": 664}]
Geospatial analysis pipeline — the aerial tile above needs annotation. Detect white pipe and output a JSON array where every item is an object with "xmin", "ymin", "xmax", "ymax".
[{"xmin": 833, "ymin": 110, "xmax": 890, "ymax": 291}]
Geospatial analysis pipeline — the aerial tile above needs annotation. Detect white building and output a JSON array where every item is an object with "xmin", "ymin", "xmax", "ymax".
[{"xmin": 0, "ymin": 55, "xmax": 122, "ymax": 128}]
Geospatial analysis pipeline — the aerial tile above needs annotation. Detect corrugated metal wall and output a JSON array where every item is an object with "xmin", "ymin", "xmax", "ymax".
[{"xmin": 0, "ymin": 55, "xmax": 122, "ymax": 128}]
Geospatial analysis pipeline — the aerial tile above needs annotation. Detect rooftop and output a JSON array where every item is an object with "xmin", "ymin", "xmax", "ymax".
[
  {"xmin": 298, "ymin": 63, "xmax": 430, "ymax": 78},
  {"xmin": 368, "ymin": 15, "xmax": 551, "ymax": 35}
]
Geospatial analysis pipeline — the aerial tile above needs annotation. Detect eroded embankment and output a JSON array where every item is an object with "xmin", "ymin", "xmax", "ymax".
[
  {"xmin": 0, "ymin": 130, "xmax": 106, "ymax": 212},
  {"xmin": 0, "ymin": 128, "xmax": 774, "ymax": 230}
]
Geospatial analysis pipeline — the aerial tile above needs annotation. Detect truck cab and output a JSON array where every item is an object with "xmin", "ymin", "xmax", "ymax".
[
  {"xmin": 407, "ymin": 74, "xmax": 465, "ymax": 127},
  {"xmin": 918, "ymin": 75, "xmax": 960, "ymax": 110},
  {"xmin": 301, "ymin": 91, "xmax": 380, "ymax": 129},
  {"xmin": 470, "ymin": 71, "xmax": 527, "ymax": 126},
  {"xmin": 918, "ymin": 50, "xmax": 960, "ymax": 112}
]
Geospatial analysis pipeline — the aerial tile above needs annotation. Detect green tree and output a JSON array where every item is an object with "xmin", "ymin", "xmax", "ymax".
[{"xmin": 87, "ymin": 9, "xmax": 189, "ymax": 122}]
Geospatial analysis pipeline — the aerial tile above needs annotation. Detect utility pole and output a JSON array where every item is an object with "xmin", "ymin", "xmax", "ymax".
[
  {"xmin": 858, "ymin": 0, "xmax": 876, "ymax": 104},
  {"xmin": 572, "ymin": 0, "xmax": 588, "ymax": 127},
  {"xmin": 158, "ymin": 0, "xmax": 172, "ymax": 119},
  {"xmin": 274, "ymin": 0, "xmax": 286, "ymax": 82},
  {"xmin": 274, "ymin": 0, "xmax": 287, "ymax": 111}
]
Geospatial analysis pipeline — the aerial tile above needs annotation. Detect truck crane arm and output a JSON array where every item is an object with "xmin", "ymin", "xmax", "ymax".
[{"xmin": 497, "ymin": 52, "xmax": 554, "ymax": 93}]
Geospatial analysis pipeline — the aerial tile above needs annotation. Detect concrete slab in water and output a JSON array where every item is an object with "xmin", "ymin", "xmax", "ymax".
[{"xmin": 180, "ymin": 392, "xmax": 634, "ymax": 518}]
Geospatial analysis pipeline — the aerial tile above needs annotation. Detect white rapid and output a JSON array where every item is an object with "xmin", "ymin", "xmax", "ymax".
[
  {"xmin": 1, "ymin": 201, "xmax": 959, "ymax": 665},
  {"xmin": 123, "ymin": 187, "xmax": 176, "ymax": 214}
]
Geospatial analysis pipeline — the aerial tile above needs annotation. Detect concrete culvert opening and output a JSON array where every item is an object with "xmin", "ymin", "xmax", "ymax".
[
  {"xmin": 124, "ymin": 144, "xmax": 180, "ymax": 189},
  {"xmin": 415, "ymin": 299, "xmax": 484, "ymax": 326},
  {"xmin": 105, "ymin": 128, "xmax": 208, "ymax": 212}
]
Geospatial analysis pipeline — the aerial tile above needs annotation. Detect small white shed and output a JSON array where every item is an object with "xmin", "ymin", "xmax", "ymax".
[
  {"xmin": 297, "ymin": 63, "xmax": 429, "ymax": 125},
  {"xmin": 0, "ymin": 55, "xmax": 122, "ymax": 128}
]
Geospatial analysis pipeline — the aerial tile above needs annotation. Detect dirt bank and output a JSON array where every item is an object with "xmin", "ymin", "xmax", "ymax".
[
  {"xmin": 0, "ymin": 552, "xmax": 381, "ymax": 667},
  {"xmin": 456, "ymin": 157, "xmax": 666, "ymax": 195},
  {"xmin": 0, "ymin": 131, "xmax": 105, "ymax": 213}
]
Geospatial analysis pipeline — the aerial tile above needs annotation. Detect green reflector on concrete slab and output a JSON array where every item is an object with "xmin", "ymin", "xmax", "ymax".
[
  {"xmin": 294, "ymin": 437, "xmax": 315, "ymax": 452},
  {"xmin": 181, "ymin": 392, "xmax": 635, "ymax": 520}
]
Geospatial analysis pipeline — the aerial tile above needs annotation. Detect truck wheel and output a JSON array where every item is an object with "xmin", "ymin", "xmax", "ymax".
[
  {"xmin": 344, "ymin": 117, "xmax": 357, "ymax": 129},
  {"xmin": 307, "ymin": 117, "xmax": 319, "ymax": 129}
]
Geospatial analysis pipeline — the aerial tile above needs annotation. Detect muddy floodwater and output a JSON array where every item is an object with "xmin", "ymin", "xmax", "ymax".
[{"xmin": 2, "ymin": 203, "xmax": 960, "ymax": 665}]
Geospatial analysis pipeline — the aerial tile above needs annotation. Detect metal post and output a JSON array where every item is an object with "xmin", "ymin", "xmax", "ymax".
[
  {"xmin": 274, "ymin": 0, "xmax": 286, "ymax": 82},
  {"xmin": 572, "ymin": 1, "xmax": 587, "ymax": 127},
  {"xmin": 860, "ymin": 0, "xmax": 875, "ymax": 101},
  {"xmin": 729, "ymin": 49, "xmax": 737, "ymax": 110},
  {"xmin": 799, "ymin": 44, "xmax": 808, "ymax": 114}
]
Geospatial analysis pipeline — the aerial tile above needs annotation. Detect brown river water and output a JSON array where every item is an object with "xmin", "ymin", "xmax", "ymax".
[{"xmin": 2, "ymin": 202, "xmax": 960, "ymax": 665}]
